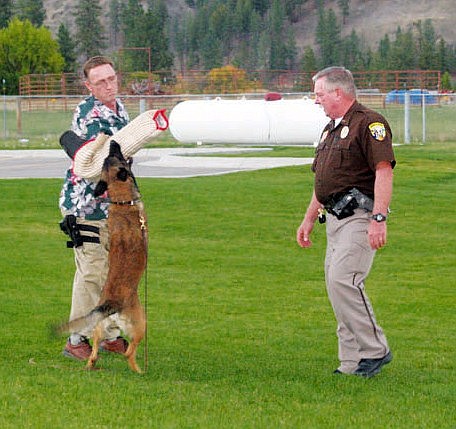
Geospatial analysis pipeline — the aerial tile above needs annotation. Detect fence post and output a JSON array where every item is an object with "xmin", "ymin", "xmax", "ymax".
[
  {"xmin": 139, "ymin": 98, "xmax": 146, "ymax": 114},
  {"xmin": 16, "ymin": 97, "xmax": 22, "ymax": 136},
  {"xmin": 422, "ymin": 92, "xmax": 426, "ymax": 144},
  {"xmin": 404, "ymin": 91, "xmax": 410, "ymax": 144},
  {"xmin": 2, "ymin": 79, "xmax": 6, "ymax": 138}
]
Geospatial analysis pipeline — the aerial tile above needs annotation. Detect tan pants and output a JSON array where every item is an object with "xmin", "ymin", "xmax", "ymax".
[
  {"xmin": 325, "ymin": 209, "xmax": 389, "ymax": 373},
  {"xmin": 69, "ymin": 218, "xmax": 120, "ymax": 340}
]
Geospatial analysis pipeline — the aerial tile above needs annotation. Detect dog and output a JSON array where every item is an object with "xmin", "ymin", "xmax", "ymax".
[{"xmin": 58, "ymin": 141, "xmax": 148, "ymax": 372}]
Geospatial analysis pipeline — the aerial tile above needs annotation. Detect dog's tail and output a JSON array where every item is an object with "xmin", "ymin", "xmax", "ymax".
[{"xmin": 54, "ymin": 301, "xmax": 120, "ymax": 336}]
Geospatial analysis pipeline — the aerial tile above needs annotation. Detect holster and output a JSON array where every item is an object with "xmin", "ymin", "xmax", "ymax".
[
  {"xmin": 325, "ymin": 188, "xmax": 373, "ymax": 220},
  {"xmin": 59, "ymin": 215, "xmax": 100, "ymax": 248}
]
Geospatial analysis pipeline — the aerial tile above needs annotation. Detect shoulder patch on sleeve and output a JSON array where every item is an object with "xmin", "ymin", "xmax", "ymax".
[{"xmin": 368, "ymin": 122, "xmax": 386, "ymax": 141}]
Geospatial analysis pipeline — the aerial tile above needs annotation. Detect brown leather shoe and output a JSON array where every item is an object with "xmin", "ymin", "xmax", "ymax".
[
  {"xmin": 99, "ymin": 337, "xmax": 129, "ymax": 354},
  {"xmin": 63, "ymin": 338, "xmax": 92, "ymax": 361}
]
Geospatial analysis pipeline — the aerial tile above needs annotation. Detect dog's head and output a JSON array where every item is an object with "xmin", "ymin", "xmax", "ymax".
[{"xmin": 94, "ymin": 140, "xmax": 140, "ymax": 199}]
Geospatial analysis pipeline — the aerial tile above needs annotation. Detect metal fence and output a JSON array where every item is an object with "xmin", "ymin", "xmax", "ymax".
[
  {"xmin": 19, "ymin": 70, "xmax": 442, "ymax": 96},
  {"xmin": 1, "ymin": 92, "xmax": 455, "ymax": 145}
]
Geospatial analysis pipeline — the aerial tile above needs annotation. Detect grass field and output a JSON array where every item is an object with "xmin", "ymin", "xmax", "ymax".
[{"xmin": 0, "ymin": 143, "xmax": 455, "ymax": 428}]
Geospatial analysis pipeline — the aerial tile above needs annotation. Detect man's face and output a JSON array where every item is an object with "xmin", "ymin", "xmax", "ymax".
[
  {"xmin": 313, "ymin": 77, "xmax": 340, "ymax": 119},
  {"xmin": 84, "ymin": 64, "xmax": 118, "ymax": 108}
]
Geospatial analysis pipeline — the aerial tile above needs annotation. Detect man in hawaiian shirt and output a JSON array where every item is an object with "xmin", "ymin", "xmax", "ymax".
[{"xmin": 59, "ymin": 56, "xmax": 130, "ymax": 360}]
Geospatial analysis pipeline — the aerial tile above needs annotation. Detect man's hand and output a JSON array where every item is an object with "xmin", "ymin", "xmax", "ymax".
[
  {"xmin": 296, "ymin": 219, "xmax": 314, "ymax": 248},
  {"xmin": 368, "ymin": 220, "xmax": 387, "ymax": 250},
  {"xmin": 297, "ymin": 191, "xmax": 321, "ymax": 248},
  {"xmin": 93, "ymin": 133, "xmax": 110, "ymax": 149}
]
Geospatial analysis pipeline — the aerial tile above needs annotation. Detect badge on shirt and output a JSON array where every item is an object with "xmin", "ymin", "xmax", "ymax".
[
  {"xmin": 340, "ymin": 126, "xmax": 349, "ymax": 139},
  {"xmin": 369, "ymin": 122, "xmax": 386, "ymax": 141}
]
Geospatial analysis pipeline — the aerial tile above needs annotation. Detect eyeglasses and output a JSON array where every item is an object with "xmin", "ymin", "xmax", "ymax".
[{"xmin": 88, "ymin": 75, "xmax": 117, "ymax": 88}]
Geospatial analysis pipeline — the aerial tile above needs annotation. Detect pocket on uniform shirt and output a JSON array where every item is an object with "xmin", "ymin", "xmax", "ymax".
[{"xmin": 332, "ymin": 140, "xmax": 351, "ymax": 169}]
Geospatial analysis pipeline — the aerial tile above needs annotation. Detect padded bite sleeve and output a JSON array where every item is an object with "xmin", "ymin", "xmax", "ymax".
[{"xmin": 73, "ymin": 109, "xmax": 168, "ymax": 180}]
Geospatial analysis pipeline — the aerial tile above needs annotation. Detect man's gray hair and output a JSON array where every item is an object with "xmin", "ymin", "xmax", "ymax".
[{"xmin": 312, "ymin": 66, "xmax": 357, "ymax": 97}]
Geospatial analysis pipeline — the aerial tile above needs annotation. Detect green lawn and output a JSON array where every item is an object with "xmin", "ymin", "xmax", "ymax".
[{"xmin": 0, "ymin": 143, "xmax": 455, "ymax": 428}]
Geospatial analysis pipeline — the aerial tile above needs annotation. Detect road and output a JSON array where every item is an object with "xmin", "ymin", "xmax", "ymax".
[{"xmin": 0, "ymin": 147, "xmax": 314, "ymax": 179}]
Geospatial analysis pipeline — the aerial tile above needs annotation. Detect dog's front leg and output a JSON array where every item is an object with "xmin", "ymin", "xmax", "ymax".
[{"xmin": 86, "ymin": 324, "xmax": 102, "ymax": 370}]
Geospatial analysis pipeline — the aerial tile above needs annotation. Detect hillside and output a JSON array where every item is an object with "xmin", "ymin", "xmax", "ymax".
[{"xmin": 43, "ymin": 0, "xmax": 456, "ymax": 57}]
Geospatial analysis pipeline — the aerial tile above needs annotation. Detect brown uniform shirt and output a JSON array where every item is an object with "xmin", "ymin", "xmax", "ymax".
[{"xmin": 312, "ymin": 101, "xmax": 396, "ymax": 205}]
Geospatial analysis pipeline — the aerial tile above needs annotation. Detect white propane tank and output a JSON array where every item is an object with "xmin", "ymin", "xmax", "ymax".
[{"xmin": 169, "ymin": 96, "xmax": 329, "ymax": 145}]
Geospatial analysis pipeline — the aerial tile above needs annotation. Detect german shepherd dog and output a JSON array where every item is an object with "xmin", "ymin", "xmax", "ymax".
[{"xmin": 59, "ymin": 141, "xmax": 148, "ymax": 372}]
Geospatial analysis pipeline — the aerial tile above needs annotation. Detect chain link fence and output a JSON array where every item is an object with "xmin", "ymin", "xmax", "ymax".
[{"xmin": 1, "ymin": 92, "xmax": 455, "ymax": 146}]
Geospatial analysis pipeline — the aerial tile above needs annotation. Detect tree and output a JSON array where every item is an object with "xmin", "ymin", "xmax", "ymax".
[
  {"xmin": 375, "ymin": 34, "xmax": 391, "ymax": 69},
  {"xmin": 0, "ymin": 0, "xmax": 13, "ymax": 28},
  {"xmin": 338, "ymin": 0, "xmax": 350, "ymax": 25},
  {"xmin": 252, "ymin": 0, "xmax": 270, "ymax": 16},
  {"xmin": 109, "ymin": 0, "xmax": 122, "ymax": 47},
  {"xmin": 415, "ymin": 19, "xmax": 438, "ymax": 69},
  {"xmin": 316, "ymin": 8, "xmax": 341, "ymax": 67},
  {"xmin": 389, "ymin": 27, "xmax": 416, "ymax": 70},
  {"xmin": 173, "ymin": 14, "xmax": 190, "ymax": 72},
  {"xmin": 284, "ymin": 0, "xmax": 305, "ymax": 23},
  {"xmin": 74, "ymin": 0, "xmax": 106, "ymax": 60},
  {"xmin": 120, "ymin": 0, "xmax": 173, "ymax": 71},
  {"xmin": 206, "ymin": 64, "xmax": 257, "ymax": 93},
  {"xmin": 436, "ymin": 37, "xmax": 448, "ymax": 72},
  {"xmin": 0, "ymin": 18, "xmax": 64, "ymax": 93},
  {"xmin": 200, "ymin": 29, "xmax": 223, "ymax": 69},
  {"xmin": 234, "ymin": 0, "xmax": 254, "ymax": 34},
  {"xmin": 300, "ymin": 46, "xmax": 317, "ymax": 72},
  {"xmin": 341, "ymin": 29, "xmax": 364, "ymax": 71},
  {"xmin": 14, "ymin": 0, "xmax": 46, "ymax": 27},
  {"xmin": 269, "ymin": 0, "xmax": 288, "ymax": 69},
  {"xmin": 441, "ymin": 71, "xmax": 452, "ymax": 90},
  {"xmin": 147, "ymin": 0, "xmax": 173, "ymax": 70},
  {"xmin": 57, "ymin": 23, "xmax": 77, "ymax": 72}
]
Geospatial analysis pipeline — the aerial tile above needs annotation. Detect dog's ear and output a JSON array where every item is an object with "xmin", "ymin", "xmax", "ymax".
[
  {"xmin": 117, "ymin": 167, "xmax": 129, "ymax": 182},
  {"xmin": 94, "ymin": 180, "xmax": 108, "ymax": 197},
  {"xmin": 109, "ymin": 140, "xmax": 124, "ymax": 160}
]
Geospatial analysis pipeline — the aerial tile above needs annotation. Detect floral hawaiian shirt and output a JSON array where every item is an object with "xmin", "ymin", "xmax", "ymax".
[{"xmin": 59, "ymin": 95, "xmax": 129, "ymax": 220}]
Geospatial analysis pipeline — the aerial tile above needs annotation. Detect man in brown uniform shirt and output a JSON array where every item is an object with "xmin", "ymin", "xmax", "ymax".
[{"xmin": 296, "ymin": 67, "xmax": 395, "ymax": 378}]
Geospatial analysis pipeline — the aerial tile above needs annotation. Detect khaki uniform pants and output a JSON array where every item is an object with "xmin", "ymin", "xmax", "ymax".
[
  {"xmin": 325, "ymin": 209, "xmax": 389, "ymax": 373},
  {"xmin": 69, "ymin": 218, "xmax": 120, "ymax": 339}
]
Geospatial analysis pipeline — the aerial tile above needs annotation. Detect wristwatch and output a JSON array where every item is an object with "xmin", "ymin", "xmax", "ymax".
[{"xmin": 371, "ymin": 213, "xmax": 387, "ymax": 222}]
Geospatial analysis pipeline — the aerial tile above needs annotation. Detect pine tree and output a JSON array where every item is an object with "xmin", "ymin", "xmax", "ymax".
[
  {"xmin": 316, "ymin": 8, "xmax": 341, "ymax": 67},
  {"xmin": 300, "ymin": 46, "xmax": 317, "ymax": 72},
  {"xmin": 377, "ymin": 34, "xmax": 391, "ymax": 69},
  {"xmin": 390, "ymin": 27, "xmax": 416, "ymax": 70},
  {"xmin": 120, "ymin": 0, "xmax": 173, "ymax": 71},
  {"xmin": 338, "ymin": 0, "xmax": 350, "ymax": 25},
  {"xmin": 14, "ymin": 0, "xmax": 46, "ymax": 27},
  {"xmin": 269, "ymin": 0, "xmax": 288, "ymax": 69},
  {"xmin": 57, "ymin": 23, "xmax": 77, "ymax": 72},
  {"xmin": 252, "ymin": 0, "xmax": 269, "ymax": 16},
  {"xmin": 109, "ymin": 0, "xmax": 122, "ymax": 47},
  {"xmin": 0, "ymin": 0, "xmax": 13, "ymax": 28},
  {"xmin": 436, "ymin": 37, "xmax": 448, "ymax": 72},
  {"xmin": 415, "ymin": 19, "xmax": 438, "ymax": 70},
  {"xmin": 341, "ymin": 29, "xmax": 364, "ymax": 71},
  {"xmin": 74, "ymin": 0, "xmax": 106, "ymax": 60},
  {"xmin": 146, "ymin": 0, "xmax": 173, "ymax": 70}
]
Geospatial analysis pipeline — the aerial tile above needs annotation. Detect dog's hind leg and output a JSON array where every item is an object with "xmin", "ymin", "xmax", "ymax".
[
  {"xmin": 86, "ymin": 324, "xmax": 103, "ymax": 370},
  {"xmin": 123, "ymin": 304, "xmax": 146, "ymax": 373}
]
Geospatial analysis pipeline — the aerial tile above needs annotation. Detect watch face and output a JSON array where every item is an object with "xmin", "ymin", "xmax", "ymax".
[{"xmin": 373, "ymin": 213, "xmax": 386, "ymax": 222}]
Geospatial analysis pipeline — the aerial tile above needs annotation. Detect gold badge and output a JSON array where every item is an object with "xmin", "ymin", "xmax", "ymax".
[
  {"xmin": 340, "ymin": 126, "xmax": 349, "ymax": 139},
  {"xmin": 369, "ymin": 122, "xmax": 386, "ymax": 141},
  {"xmin": 320, "ymin": 130, "xmax": 328, "ymax": 142}
]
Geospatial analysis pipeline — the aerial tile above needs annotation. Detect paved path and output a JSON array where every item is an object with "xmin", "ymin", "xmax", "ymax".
[{"xmin": 0, "ymin": 147, "xmax": 314, "ymax": 179}]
